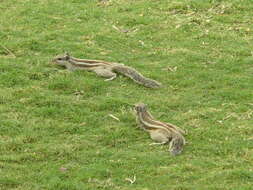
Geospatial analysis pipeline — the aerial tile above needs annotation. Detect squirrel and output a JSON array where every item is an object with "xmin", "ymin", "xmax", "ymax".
[
  {"xmin": 52, "ymin": 53, "xmax": 161, "ymax": 88},
  {"xmin": 134, "ymin": 103, "xmax": 186, "ymax": 156}
]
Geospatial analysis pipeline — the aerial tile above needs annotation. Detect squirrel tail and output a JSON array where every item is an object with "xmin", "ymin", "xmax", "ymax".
[{"xmin": 112, "ymin": 65, "xmax": 161, "ymax": 88}]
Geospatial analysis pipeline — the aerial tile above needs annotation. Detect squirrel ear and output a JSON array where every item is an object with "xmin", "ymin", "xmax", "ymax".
[{"xmin": 65, "ymin": 52, "xmax": 70, "ymax": 60}]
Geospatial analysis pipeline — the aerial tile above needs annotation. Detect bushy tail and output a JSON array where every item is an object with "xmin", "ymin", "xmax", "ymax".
[{"xmin": 112, "ymin": 65, "xmax": 161, "ymax": 88}]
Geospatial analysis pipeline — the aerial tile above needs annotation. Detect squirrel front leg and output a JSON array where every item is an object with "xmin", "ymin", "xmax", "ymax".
[
  {"xmin": 93, "ymin": 68, "xmax": 117, "ymax": 81},
  {"xmin": 65, "ymin": 62, "xmax": 76, "ymax": 71}
]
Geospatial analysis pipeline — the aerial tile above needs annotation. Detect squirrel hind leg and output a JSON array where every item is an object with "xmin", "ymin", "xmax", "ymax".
[
  {"xmin": 93, "ymin": 68, "xmax": 117, "ymax": 80},
  {"xmin": 149, "ymin": 142, "xmax": 167, "ymax": 146},
  {"xmin": 149, "ymin": 129, "xmax": 170, "ymax": 144},
  {"xmin": 104, "ymin": 75, "xmax": 117, "ymax": 81}
]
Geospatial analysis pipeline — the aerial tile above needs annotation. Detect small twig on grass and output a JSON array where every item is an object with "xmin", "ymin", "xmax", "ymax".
[
  {"xmin": 79, "ymin": 122, "xmax": 86, "ymax": 126},
  {"xmin": 108, "ymin": 114, "xmax": 120, "ymax": 121},
  {"xmin": 112, "ymin": 25, "xmax": 130, "ymax": 33},
  {"xmin": 223, "ymin": 114, "xmax": 233, "ymax": 120},
  {"xmin": 112, "ymin": 25, "xmax": 121, "ymax": 32},
  {"xmin": 0, "ymin": 45, "xmax": 16, "ymax": 58},
  {"xmin": 125, "ymin": 175, "xmax": 136, "ymax": 184},
  {"xmin": 167, "ymin": 66, "xmax": 177, "ymax": 72}
]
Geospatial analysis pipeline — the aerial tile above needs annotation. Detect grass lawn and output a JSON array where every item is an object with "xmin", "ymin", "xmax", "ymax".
[{"xmin": 0, "ymin": 0, "xmax": 252, "ymax": 189}]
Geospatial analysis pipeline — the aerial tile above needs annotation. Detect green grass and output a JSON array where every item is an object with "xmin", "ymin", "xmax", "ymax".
[{"xmin": 0, "ymin": 0, "xmax": 253, "ymax": 189}]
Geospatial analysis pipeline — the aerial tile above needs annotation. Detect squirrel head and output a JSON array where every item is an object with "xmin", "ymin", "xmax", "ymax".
[
  {"xmin": 52, "ymin": 52, "xmax": 71, "ymax": 66},
  {"xmin": 134, "ymin": 103, "xmax": 148, "ymax": 113},
  {"xmin": 169, "ymin": 137, "xmax": 184, "ymax": 156}
]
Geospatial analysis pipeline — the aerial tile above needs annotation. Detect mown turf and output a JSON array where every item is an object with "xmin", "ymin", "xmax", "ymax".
[{"xmin": 0, "ymin": 0, "xmax": 252, "ymax": 189}]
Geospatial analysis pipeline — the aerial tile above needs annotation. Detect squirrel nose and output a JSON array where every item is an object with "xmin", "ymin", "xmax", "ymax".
[{"xmin": 170, "ymin": 150, "xmax": 182, "ymax": 156}]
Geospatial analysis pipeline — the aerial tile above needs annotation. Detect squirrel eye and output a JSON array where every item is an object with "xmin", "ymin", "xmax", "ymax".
[{"xmin": 57, "ymin": 58, "xmax": 63, "ymax": 60}]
